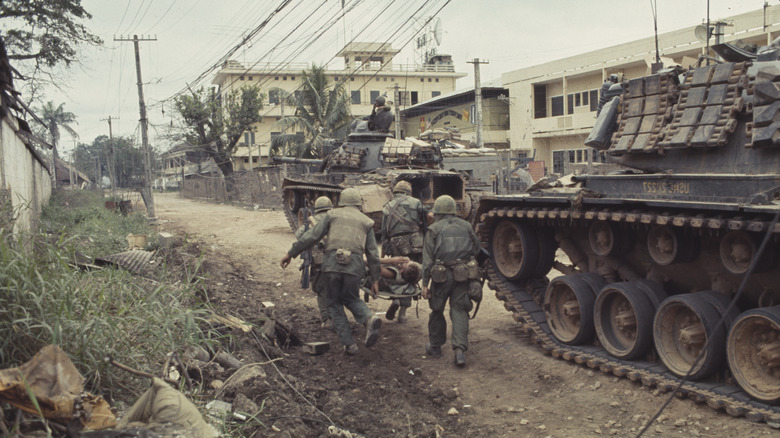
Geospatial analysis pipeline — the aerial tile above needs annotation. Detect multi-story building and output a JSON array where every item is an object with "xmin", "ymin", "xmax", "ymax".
[
  {"xmin": 503, "ymin": 5, "xmax": 779, "ymax": 176},
  {"xmin": 211, "ymin": 42, "xmax": 466, "ymax": 169}
]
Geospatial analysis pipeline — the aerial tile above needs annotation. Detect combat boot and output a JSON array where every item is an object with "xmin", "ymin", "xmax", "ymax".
[
  {"xmin": 345, "ymin": 344, "xmax": 359, "ymax": 355},
  {"xmin": 397, "ymin": 306, "xmax": 407, "ymax": 323},
  {"xmin": 365, "ymin": 315, "xmax": 382, "ymax": 348},
  {"xmin": 425, "ymin": 343, "xmax": 442, "ymax": 358},
  {"xmin": 454, "ymin": 348, "xmax": 466, "ymax": 367},
  {"xmin": 386, "ymin": 300, "xmax": 400, "ymax": 320},
  {"xmin": 321, "ymin": 318, "xmax": 334, "ymax": 331}
]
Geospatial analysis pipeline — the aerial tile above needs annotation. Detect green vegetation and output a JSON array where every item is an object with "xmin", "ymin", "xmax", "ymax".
[{"xmin": 0, "ymin": 190, "xmax": 219, "ymax": 400}]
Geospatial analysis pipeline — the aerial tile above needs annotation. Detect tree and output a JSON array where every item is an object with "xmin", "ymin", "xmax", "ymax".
[
  {"xmin": 270, "ymin": 64, "xmax": 352, "ymax": 158},
  {"xmin": 175, "ymin": 85, "xmax": 264, "ymax": 176},
  {"xmin": 0, "ymin": 0, "xmax": 101, "ymax": 95},
  {"xmin": 37, "ymin": 101, "xmax": 77, "ymax": 187},
  {"xmin": 74, "ymin": 135, "xmax": 146, "ymax": 188}
]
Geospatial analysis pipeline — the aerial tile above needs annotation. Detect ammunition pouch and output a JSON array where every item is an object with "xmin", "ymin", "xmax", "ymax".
[
  {"xmin": 409, "ymin": 231, "xmax": 423, "ymax": 254},
  {"xmin": 466, "ymin": 258, "xmax": 481, "ymax": 280},
  {"xmin": 334, "ymin": 248, "xmax": 352, "ymax": 265},
  {"xmin": 444, "ymin": 259, "xmax": 469, "ymax": 283},
  {"xmin": 468, "ymin": 280, "xmax": 483, "ymax": 302},
  {"xmin": 311, "ymin": 245, "xmax": 324, "ymax": 265},
  {"xmin": 431, "ymin": 261, "xmax": 448, "ymax": 283},
  {"xmin": 389, "ymin": 234, "xmax": 412, "ymax": 256}
]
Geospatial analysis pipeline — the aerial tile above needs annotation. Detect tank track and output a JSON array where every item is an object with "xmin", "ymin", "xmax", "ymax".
[
  {"xmin": 477, "ymin": 205, "xmax": 780, "ymax": 426},
  {"xmin": 281, "ymin": 184, "xmax": 343, "ymax": 232}
]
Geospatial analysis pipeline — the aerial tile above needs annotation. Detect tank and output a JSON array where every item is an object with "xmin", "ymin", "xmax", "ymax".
[
  {"xmin": 475, "ymin": 45, "xmax": 780, "ymax": 423},
  {"xmin": 275, "ymin": 115, "xmax": 476, "ymax": 234}
]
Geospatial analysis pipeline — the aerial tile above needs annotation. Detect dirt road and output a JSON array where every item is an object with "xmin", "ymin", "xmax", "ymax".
[{"xmin": 155, "ymin": 192, "xmax": 771, "ymax": 437}]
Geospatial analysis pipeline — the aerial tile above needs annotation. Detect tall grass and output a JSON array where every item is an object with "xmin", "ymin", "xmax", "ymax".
[{"xmin": 0, "ymin": 190, "xmax": 219, "ymax": 401}]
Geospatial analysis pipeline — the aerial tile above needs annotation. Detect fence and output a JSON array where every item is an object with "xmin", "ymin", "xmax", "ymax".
[{"xmin": 181, "ymin": 166, "xmax": 284, "ymax": 209}]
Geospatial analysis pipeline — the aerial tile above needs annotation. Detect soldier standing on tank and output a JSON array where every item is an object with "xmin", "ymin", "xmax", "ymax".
[
  {"xmin": 380, "ymin": 180, "xmax": 425, "ymax": 323},
  {"xmin": 295, "ymin": 196, "xmax": 334, "ymax": 330},
  {"xmin": 421, "ymin": 195, "xmax": 480, "ymax": 367},
  {"xmin": 281, "ymin": 188, "xmax": 382, "ymax": 355}
]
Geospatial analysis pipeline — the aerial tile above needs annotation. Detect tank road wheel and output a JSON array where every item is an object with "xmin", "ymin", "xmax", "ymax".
[
  {"xmin": 534, "ymin": 228, "xmax": 558, "ymax": 277},
  {"xmin": 286, "ymin": 189, "xmax": 301, "ymax": 212},
  {"xmin": 594, "ymin": 281, "xmax": 666, "ymax": 360},
  {"xmin": 727, "ymin": 307, "xmax": 780, "ymax": 403},
  {"xmin": 489, "ymin": 220, "xmax": 539, "ymax": 281},
  {"xmin": 545, "ymin": 273, "xmax": 606, "ymax": 345},
  {"xmin": 647, "ymin": 225, "xmax": 700, "ymax": 266},
  {"xmin": 720, "ymin": 231, "xmax": 775, "ymax": 274},
  {"xmin": 653, "ymin": 293, "xmax": 727, "ymax": 380},
  {"xmin": 588, "ymin": 222, "xmax": 631, "ymax": 256}
]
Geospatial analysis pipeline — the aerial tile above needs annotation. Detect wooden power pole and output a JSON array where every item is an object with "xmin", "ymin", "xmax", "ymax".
[
  {"xmin": 101, "ymin": 116, "xmax": 118, "ymax": 196},
  {"xmin": 115, "ymin": 35, "xmax": 157, "ymax": 221}
]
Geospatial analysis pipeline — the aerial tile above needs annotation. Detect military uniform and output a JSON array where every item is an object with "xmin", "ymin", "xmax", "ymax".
[
  {"xmin": 288, "ymin": 192, "xmax": 382, "ymax": 351},
  {"xmin": 295, "ymin": 211, "xmax": 330, "ymax": 326},
  {"xmin": 422, "ymin": 198, "xmax": 480, "ymax": 365},
  {"xmin": 380, "ymin": 181, "xmax": 425, "ymax": 321}
]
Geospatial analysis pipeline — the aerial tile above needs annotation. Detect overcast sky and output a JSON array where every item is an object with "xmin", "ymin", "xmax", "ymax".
[{"xmin": 40, "ymin": 0, "xmax": 764, "ymax": 153}]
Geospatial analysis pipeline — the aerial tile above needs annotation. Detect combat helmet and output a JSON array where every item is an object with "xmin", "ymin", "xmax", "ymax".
[
  {"xmin": 339, "ymin": 188, "xmax": 363, "ymax": 207},
  {"xmin": 314, "ymin": 196, "xmax": 333, "ymax": 213},
  {"xmin": 432, "ymin": 195, "xmax": 457, "ymax": 215},
  {"xmin": 393, "ymin": 180, "xmax": 412, "ymax": 195}
]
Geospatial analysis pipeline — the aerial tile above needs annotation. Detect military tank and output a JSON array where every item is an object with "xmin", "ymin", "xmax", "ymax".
[
  {"xmin": 475, "ymin": 43, "xmax": 780, "ymax": 423},
  {"xmin": 274, "ymin": 103, "xmax": 476, "ymax": 234}
]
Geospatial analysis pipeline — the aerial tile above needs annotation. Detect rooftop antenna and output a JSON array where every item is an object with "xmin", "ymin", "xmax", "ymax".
[{"xmin": 650, "ymin": 0, "xmax": 663, "ymax": 73}]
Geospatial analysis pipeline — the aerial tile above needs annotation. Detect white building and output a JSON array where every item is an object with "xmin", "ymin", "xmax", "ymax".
[{"xmin": 503, "ymin": 5, "xmax": 780, "ymax": 176}]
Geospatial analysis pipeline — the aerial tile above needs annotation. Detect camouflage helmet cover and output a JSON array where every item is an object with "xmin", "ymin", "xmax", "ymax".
[
  {"xmin": 432, "ymin": 195, "xmax": 457, "ymax": 215},
  {"xmin": 314, "ymin": 196, "xmax": 333, "ymax": 213},
  {"xmin": 393, "ymin": 180, "xmax": 412, "ymax": 195},
  {"xmin": 339, "ymin": 188, "xmax": 363, "ymax": 207}
]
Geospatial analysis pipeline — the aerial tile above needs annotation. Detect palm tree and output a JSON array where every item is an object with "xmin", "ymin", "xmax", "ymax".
[
  {"xmin": 39, "ymin": 101, "xmax": 78, "ymax": 188},
  {"xmin": 270, "ymin": 64, "xmax": 352, "ymax": 158}
]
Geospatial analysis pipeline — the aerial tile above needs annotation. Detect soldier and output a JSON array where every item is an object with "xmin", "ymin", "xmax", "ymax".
[
  {"xmin": 421, "ymin": 195, "xmax": 480, "ymax": 367},
  {"xmin": 280, "ymin": 188, "xmax": 382, "ymax": 356},
  {"xmin": 295, "ymin": 196, "xmax": 333, "ymax": 330},
  {"xmin": 380, "ymin": 180, "xmax": 425, "ymax": 323}
]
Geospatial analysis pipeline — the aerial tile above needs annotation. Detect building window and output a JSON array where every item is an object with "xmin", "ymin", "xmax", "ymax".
[
  {"xmin": 553, "ymin": 150, "xmax": 565, "ymax": 174},
  {"xmin": 567, "ymin": 94, "xmax": 574, "ymax": 115},
  {"xmin": 240, "ymin": 76, "xmax": 245, "ymax": 80},
  {"xmin": 582, "ymin": 91, "xmax": 588, "ymax": 106},
  {"xmin": 269, "ymin": 89, "xmax": 279, "ymax": 105},
  {"xmin": 351, "ymin": 77, "xmax": 355, "ymax": 81},
  {"xmin": 283, "ymin": 76, "xmax": 287, "ymax": 81},
  {"xmin": 398, "ymin": 91, "xmax": 409, "ymax": 106},
  {"xmin": 432, "ymin": 91, "xmax": 441, "ymax": 98},
  {"xmin": 428, "ymin": 78, "xmax": 432, "ymax": 82},
  {"xmin": 590, "ymin": 90, "xmax": 599, "ymax": 111},
  {"xmin": 351, "ymin": 90, "xmax": 361, "ymax": 104},
  {"xmin": 334, "ymin": 76, "xmax": 340, "ymax": 81},
  {"xmin": 294, "ymin": 90, "xmax": 302, "ymax": 102},
  {"xmin": 376, "ymin": 77, "xmax": 380, "ymax": 81},
  {"xmin": 291, "ymin": 76, "xmax": 295, "ymax": 81},
  {"xmin": 411, "ymin": 91, "xmax": 418, "ymax": 105},
  {"xmin": 534, "ymin": 84, "xmax": 547, "ymax": 119},
  {"xmin": 248, "ymin": 76, "xmax": 253, "ymax": 81},
  {"xmin": 383, "ymin": 77, "xmax": 387, "ymax": 81},
  {"xmin": 435, "ymin": 78, "xmax": 439, "ymax": 82},
  {"xmin": 370, "ymin": 90, "xmax": 380, "ymax": 103},
  {"xmin": 274, "ymin": 76, "xmax": 279, "ymax": 80},
  {"xmin": 420, "ymin": 78, "xmax": 424, "ymax": 82},
  {"xmin": 244, "ymin": 133, "xmax": 250, "ymax": 144},
  {"xmin": 575, "ymin": 93, "xmax": 581, "ymax": 107},
  {"xmin": 551, "ymin": 95, "xmax": 564, "ymax": 116},
  {"xmin": 391, "ymin": 77, "xmax": 395, "ymax": 81}
]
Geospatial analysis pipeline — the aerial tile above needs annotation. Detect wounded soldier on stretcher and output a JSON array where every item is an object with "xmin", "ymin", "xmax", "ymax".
[{"xmin": 362, "ymin": 256, "xmax": 422, "ymax": 298}]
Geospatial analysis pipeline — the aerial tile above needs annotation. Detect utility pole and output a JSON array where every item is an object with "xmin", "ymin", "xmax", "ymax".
[
  {"xmin": 393, "ymin": 83, "xmax": 401, "ymax": 139},
  {"xmin": 101, "ymin": 116, "xmax": 118, "ymax": 196},
  {"xmin": 467, "ymin": 58, "xmax": 489, "ymax": 149},
  {"xmin": 115, "ymin": 35, "xmax": 157, "ymax": 221}
]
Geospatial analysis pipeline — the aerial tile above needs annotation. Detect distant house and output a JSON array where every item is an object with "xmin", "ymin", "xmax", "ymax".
[
  {"xmin": 157, "ymin": 142, "xmax": 213, "ymax": 189},
  {"xmin": 53, "ymin": 157, "xmax": 91, "ymax": 187}
]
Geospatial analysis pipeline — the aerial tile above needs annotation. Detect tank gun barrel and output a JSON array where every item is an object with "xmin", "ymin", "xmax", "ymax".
[{"xmin": 272, "ymin": 156, "xmax": 325, "ymax": 165}]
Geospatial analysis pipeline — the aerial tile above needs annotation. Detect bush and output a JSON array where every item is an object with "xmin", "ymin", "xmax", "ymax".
[{"xmin": 0, "ymin": 189, "xmax": 219, "ymax": 400}]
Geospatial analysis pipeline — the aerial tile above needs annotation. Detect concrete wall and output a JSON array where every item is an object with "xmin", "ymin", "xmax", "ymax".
[
  {"xmin": 181, "ymin": 166, "xmax": 284, "ymax": 209},
  {"xmin": 0, "ymin": 115, "xmax": 52, "ymax": 234}
]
